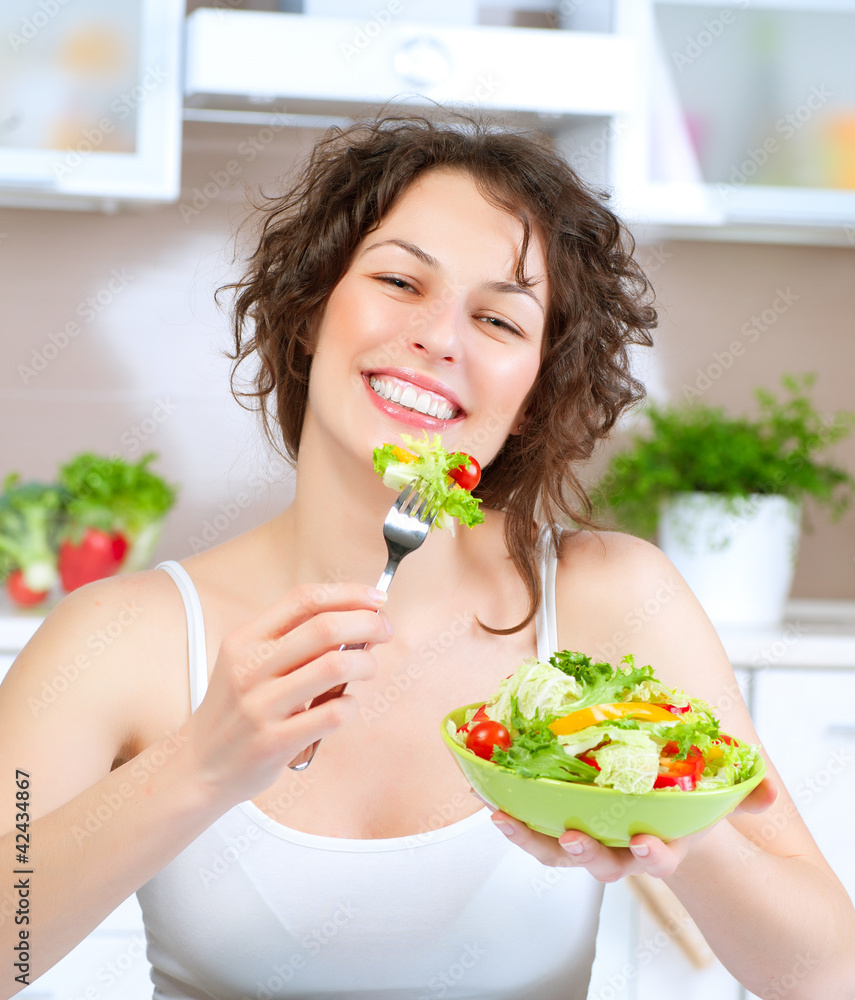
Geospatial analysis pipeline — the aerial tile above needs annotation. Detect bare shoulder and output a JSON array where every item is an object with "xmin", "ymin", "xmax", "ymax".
[
  {"xmin": 553, "ymin": 529, "xmax": 724, "ymax": 695},
  {"xmin": 0, "ymin": 568, "xmax": 190, "ymax": 809},
  {"xmin": 556, "ymin": 529, "xmax": 687, "ymax": 613}
]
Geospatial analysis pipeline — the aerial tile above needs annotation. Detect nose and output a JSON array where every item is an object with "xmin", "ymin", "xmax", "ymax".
[{"xmin": 409, "ymin": 296, "xmax": 461, "ymax": 364}]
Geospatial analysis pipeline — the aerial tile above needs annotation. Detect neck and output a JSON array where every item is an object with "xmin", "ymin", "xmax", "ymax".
[{"xmin": 268, "ymin": 418, "xmax": 473, "ymax": 605}]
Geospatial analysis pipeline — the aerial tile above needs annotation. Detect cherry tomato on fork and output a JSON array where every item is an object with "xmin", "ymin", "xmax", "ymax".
[{"xmin": 448, "ymin": 455, "xmax": 481, "ymax": 491}]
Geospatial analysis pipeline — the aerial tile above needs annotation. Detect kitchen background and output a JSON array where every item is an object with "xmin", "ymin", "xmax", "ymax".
[
  {"xmin": 2, "ymin": 3, "xmax": 855, "ymax": 1000},
  {"xmin": 2, "ymin": 130, "xmax": 854, "ymax": 600}
]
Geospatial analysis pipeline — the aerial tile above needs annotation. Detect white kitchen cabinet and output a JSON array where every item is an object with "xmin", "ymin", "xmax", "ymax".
[
  {"xmin": 612, "ymin": 0, "xmax": 855, "ymax": 243},
  {"xmin": 183, "ymin": 6, "xmax": 637, "ymax": 195},
  {"xmin": 0, "ymin": 0, "xmax": 184, "ymax": 212}
]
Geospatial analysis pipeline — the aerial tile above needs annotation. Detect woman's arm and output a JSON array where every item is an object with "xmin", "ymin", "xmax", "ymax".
[
  {"xmin": 0, "ymin": 571, "xmax": 390, "ymax": 994},
  {"xmin": 489, "ymin": 530, "xmax": 855, "ymax": 1000}
]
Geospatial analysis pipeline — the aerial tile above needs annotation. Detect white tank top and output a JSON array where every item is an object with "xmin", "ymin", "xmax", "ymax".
[{"xmin": 137, "ymin": 536, "xmax": 603, "ymax": 1000}]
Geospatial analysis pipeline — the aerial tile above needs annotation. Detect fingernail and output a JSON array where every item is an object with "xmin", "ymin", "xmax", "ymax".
[
  {"xmin": 561, "ymin": 840, "xmax": 584, "ymax": 855},
  {"xmin": 383, "ymin": 614, "xmax": 394, "ymax": 636},
  {"xmin": 630, "ymin": 843, "xmax": 650, "ymax": 858},
  {"xmin": 492, "ymin": 819, "xmax": 514, "ymax": 837},
  {"xmin": 368, "ymin": 588, "xmax": 388, "ymax": 605}
]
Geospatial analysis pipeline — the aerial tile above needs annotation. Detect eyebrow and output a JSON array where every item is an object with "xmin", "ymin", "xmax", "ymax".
[{"xmin": 360, "ymin": 238, "xmax": 544, "ymax": 311}]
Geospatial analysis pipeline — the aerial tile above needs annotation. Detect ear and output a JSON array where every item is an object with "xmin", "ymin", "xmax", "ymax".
[{"xmin": 509, "ymin": 407, "xmax": 530, "ymax": 436}]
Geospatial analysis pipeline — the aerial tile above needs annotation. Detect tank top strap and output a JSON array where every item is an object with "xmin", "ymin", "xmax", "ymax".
[
  {"xmin": 535, "ymin": 525, "xmax": 560, "ymax": 662},
  {"xmin": 156, "ymin": 560, "xmax": 209, "ymax": 712}
]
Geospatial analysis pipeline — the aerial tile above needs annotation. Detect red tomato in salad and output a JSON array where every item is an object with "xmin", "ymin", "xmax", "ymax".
[
  {"xmin": 465, "ymin": 721, "xmax": 511, "ymax": 761},
  {"xmin": 6, "ymin": 569, "xmax": 49, "ymax": 607},
  {"xmin": 456, "ymin": 704, "xmax": 489, "ymax": 735},
  {"xmin": 653, "ymin": 741, "xmax": 704, "ymax": 790},
  {"xmin": 448, "ymin": 455, "xmax": 481, "ymax": 491}
]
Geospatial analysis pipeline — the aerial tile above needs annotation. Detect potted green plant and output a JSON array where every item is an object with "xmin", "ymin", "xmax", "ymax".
[{"xmin": 594, "ymin": 374, "xmax": 855, "ymax": 627}]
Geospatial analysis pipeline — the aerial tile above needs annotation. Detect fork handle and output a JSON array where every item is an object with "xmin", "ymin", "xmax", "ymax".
[{"xmin": 287, "ymin": 564, "xmax": 398, "ymax": 771}]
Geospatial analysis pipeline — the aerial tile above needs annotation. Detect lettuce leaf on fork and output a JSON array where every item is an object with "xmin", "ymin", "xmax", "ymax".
[{"xmin": 372, "ymin": 433, "xmax": 484, "ymax": 531}]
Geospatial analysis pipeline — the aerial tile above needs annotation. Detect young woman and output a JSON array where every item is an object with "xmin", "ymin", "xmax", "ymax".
[{"xmin": 2, "ymin": 114, "xmax": 853, "ymax": 1000}]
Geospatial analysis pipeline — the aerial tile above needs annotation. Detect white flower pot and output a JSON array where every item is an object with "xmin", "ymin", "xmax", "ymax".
[{"xmin": 658, "ymin": 493, "xmax": 802, "ymax": 628}]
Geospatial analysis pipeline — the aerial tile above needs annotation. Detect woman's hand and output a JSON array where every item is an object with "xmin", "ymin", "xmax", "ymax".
[
  {"xmin": 479, "ymin": 776, "xmax": 778, "ymax": 881},
  {"xmin": 181, "ymin": 582, "xmax": 391, "ymax": 807}
]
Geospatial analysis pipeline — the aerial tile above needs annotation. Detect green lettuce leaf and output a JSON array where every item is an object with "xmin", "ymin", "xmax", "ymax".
[
  {"xmin": 590, "ymin": 728, "xmax": 661, "ymax": 795},
  {"xmin": 372, "ymin": 433, "xmax": 484, "ymax": 531},
  {"xmin": 485, "ymin": 657, "xmax": 582, "ymax": 728},
  {"xmin": 547, "ymin": 650, "xmax": 656, "ymax": 713},
  {"xmin": 491, "ymin": 725, "xmax": 599, "ymax": 783},
  {"xmin": 59, "ymin": 452, "xmax": 177, "ymax": 553}
]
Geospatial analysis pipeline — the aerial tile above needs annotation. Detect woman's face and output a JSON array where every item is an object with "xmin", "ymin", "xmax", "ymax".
[{"xmin": 303, "ymin": 168, "xmax": 548, "ymax": 471}]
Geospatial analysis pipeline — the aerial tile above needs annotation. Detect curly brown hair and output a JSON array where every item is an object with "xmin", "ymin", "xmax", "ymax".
[{"xmin": 222, "ymin": 110, "xmax": 656, "ymax": 635}]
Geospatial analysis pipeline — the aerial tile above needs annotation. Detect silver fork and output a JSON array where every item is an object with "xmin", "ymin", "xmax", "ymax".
[{"xmin": 288, "ymin": 482, "xmax": 439, "ymax": 770}]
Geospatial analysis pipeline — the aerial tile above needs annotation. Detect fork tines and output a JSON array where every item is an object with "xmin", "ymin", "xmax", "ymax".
[{"xmin": 396, "ymin": 482, "xmax": 436, "ymax": 522}]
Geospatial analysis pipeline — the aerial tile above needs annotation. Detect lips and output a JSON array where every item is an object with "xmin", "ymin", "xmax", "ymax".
[{"xmin": 365, "ymin": 370, "xmax": 463, "ymax": 421}]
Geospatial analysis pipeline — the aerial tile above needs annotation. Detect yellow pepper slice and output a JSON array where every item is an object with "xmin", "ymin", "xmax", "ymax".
[
  {"xmin": 391, "ymin": 446, "xmax": 417, "ymax": 463},
  {"xmin": 548, "ymin": 702, "xmax": 676, "ymax": 736}
]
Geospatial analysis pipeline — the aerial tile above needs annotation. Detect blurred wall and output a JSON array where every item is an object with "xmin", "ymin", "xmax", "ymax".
[{"xmin": 1, "ymin": 119, "xmax": 853, "ymax": 600}]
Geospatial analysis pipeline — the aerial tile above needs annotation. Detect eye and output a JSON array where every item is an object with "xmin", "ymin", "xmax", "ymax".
[
  {"xmin": 477, "ymin": 314, "xmax": 524, "ymax": 337},
  {"xmin": 375, "ymin": 274, "xmax": 417, "ymax": 292}
]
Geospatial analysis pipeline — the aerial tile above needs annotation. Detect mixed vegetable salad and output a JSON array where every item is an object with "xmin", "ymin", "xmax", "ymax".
[
  {"xmin": 373, "ymin": 433, "xmax": 484, "ymax": 531},
  {"xmin": 450, "ymin": 650, "xmax": 761, "ymax": 794}
]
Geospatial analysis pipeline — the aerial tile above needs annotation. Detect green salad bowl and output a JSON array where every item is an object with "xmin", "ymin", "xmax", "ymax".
[{"xmin": 441, "ymin": 704, "xmax": 767, "ymax": 847}]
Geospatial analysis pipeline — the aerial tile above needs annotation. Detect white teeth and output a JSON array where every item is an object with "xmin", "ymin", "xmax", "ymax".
[
  {"xmin": 415, "ymin": 392, "xmax": 432, "ymax": 414},
  {"xmin": 399, "ymin": 385, "xmax": 418, "ymax": 409},
  {"xmin": 368, "ymin": 375, "xmax": 458, "ymax": 419}
]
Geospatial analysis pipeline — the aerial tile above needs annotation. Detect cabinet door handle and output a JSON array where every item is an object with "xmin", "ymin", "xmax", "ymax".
[{"xmin": 825, "ymin": 725, "xmax": 855, "ymax": 737}]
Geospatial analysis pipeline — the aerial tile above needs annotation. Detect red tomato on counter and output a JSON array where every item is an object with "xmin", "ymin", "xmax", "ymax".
[
  {"xmin": 59, "ymin": 527, "xmax": 128, "ymax": 592},
  {"xmin": 6, "ymin": 570, "xmax": 49, "ymax": 607}
]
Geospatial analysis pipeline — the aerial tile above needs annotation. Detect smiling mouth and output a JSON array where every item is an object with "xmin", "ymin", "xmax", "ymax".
[{"xmin": 368, "ymin": 375, "xmax": 460, "ymax": 420}]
